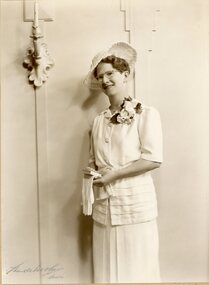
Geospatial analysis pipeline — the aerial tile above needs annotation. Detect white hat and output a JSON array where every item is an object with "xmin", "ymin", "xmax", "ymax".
[{"xmin": 84, "ymin": 42, "xmax": 137, "ymax": 89}]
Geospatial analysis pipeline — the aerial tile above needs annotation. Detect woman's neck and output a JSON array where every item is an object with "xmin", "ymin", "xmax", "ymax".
[{"xmin": 108, "ymin": 92, "xmax": 127, "ymax": 112}]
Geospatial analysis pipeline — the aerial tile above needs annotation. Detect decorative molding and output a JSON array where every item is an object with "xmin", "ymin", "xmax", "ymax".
[
  {"xmin": 120, "ymin": 0, "xmax": 132, "ymax": 43},
  {"xmin": 23, "ymin": 0, "xmax": 54, "ymax": 22},
  {"xmin": 23, "ymin": 2, "xmax": 53, "ymax": 279},
  {"xmin": 120, "ymin": 0, "xmax": 135, "ymax": 97},
  {"xmin": 23, "ymin": 42, "xmax": 54, "ymax": 87},
  {"xmin": 23, "ymin": 0, "xmax": 54, "ymax": 87},
  {"xmin": 148, "ymin": 8, "xmax": 161, "ymax": 53}
]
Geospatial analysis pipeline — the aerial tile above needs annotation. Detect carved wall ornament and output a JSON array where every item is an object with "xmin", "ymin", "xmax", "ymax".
[{"xmin": 23, "ymin": 0, "xmax": 54, "ymax": 87}]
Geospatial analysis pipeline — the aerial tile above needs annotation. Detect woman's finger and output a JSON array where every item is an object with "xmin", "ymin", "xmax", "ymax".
[{"xmin": 93, "ymin": 178, "xmax": 103, "ymax": 187}]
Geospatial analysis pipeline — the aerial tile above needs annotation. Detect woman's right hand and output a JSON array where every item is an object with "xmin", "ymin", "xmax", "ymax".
[
  {"xmin": 93, "ymin": 169, "xmax": 118, "ymax": 187},
  {"xmin": 97, "ymin": 166, "xmax": 112, "ymax": 176}
]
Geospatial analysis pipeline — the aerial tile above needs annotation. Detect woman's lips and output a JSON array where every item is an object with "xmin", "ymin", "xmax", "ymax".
[{"xmin": 103, "ymin": 84, "xmax": 114, "ymax": 90}]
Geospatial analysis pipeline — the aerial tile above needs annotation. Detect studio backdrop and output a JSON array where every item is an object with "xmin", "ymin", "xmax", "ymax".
[{"xmin": 1, "ymin": 0, "xmax": 209, "ymax": 283}]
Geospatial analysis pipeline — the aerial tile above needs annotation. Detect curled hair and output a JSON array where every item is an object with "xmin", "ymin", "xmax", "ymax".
[{"xmin": 93, "ymin": 55, "xmax": 130, "ymax": 78}]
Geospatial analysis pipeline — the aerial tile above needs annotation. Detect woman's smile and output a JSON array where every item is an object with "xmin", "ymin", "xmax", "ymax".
[{"xmin": 103, "ymin": 83, "xmax": 114, "ymax": 90}]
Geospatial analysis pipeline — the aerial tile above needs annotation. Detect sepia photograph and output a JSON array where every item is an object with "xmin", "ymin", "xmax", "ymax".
[{"xmin": 1, "ymin": 0, "xmax": 209, "ymax": 284}]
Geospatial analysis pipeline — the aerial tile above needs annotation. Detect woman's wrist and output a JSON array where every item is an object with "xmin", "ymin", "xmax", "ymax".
[{"xmin": 113, "ymin": 169, "xmax": 123, "ymax": 180}]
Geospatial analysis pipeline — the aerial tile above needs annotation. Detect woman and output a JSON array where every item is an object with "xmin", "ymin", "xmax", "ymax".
[{"xmin": 83, "ymin": 42, "xmax": 163, "ymax": 283}]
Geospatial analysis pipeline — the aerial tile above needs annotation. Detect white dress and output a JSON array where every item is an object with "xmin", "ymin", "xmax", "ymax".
[{"xmin": 89, "ymin": 104, "xmax": 163, "ymax": 283}]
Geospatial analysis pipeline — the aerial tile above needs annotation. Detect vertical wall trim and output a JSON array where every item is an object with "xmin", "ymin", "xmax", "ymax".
[
  {"xmin": 24, "ymin": 1, "xmax": 51, "ymax": 279},
  {"xmin": 120, "ymin": 0, "xmax": 136, "ymax": 98},
  {"xmin": 33, "ymin": 19, "xmax": 49, "ymax": 283},
  {"xmin": 33, "ymin": 20, "xmax": 48, "ymax": 284},
  {"xmin": 120, "ymin": 0, "xmax": 132, "ymax": 43},
  {"xmin": 34, "ymin": 88, "xmax": 43, "ymax": 284}
]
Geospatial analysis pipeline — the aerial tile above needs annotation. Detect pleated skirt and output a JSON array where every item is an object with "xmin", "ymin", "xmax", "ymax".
[{"xmin": 93, "ymin": 213, "xmax": 161, "ymax": 283}]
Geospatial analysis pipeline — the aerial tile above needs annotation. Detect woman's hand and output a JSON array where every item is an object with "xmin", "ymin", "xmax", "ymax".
[{"xmin": 93, "ymin": 169, "xmax": 118, "ymax": 187}]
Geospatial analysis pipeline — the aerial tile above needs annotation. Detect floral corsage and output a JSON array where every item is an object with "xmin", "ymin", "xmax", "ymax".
[{"xmin": 110, "ymin": 96, "xmax": 142, "ymax": 124}]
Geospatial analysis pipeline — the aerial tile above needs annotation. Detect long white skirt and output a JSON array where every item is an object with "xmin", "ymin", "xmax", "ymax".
[{"xmin": 93, "ymin": 215, "xmax": 161, "ymax": 283}]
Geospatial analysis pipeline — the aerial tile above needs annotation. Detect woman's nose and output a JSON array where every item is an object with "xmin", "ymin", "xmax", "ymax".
[{"xmin": 102, "ymin": 74, "xmax": 109, "ymax": 84}]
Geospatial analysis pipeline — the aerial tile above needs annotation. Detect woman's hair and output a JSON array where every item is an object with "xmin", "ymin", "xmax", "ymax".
[{"xmin": 93, "ymin": 55, "xmax": 130, "ymax": 78}]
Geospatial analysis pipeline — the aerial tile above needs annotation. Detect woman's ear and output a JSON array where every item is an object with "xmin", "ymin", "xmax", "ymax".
[{"xmin": 123, "ymin": 71, "xmax": 129, "ymax": 82}]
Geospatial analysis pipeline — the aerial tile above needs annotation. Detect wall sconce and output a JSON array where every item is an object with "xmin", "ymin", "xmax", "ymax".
[{"xmin": 23, "ymin": 0, "xmax": 54, "ymax": 87}]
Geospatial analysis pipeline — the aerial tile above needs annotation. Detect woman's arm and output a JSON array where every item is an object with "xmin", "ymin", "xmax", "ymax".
[{"xmin": 93, "ymin": 159, "xmax": 161, "ymax": 187}]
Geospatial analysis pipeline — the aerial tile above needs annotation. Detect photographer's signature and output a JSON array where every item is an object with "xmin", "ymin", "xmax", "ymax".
[{"xmin": 6, "ymin": 262, "xmax": 64, "ymax": 279}]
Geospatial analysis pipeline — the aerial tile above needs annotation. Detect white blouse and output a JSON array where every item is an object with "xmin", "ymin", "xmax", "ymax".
[{"xmin": 89, "ymin": 104, "xmax": 163, "ymax": 226}]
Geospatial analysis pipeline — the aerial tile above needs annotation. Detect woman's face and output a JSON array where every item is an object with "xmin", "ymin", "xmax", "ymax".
[{"xmin": 95, "ymin": 63, "xmax": 128, "ymax": 96}]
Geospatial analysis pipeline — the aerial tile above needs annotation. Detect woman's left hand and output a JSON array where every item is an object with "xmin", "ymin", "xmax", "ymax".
[{"xmin": 93, "ymin": 170, "xmax": 117, "ymax": 187}]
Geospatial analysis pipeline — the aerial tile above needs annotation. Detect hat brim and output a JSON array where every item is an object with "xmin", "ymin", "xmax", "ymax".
[{"xmin": 84, "ymin": 42, "xmax": 137, "ymax": 90}]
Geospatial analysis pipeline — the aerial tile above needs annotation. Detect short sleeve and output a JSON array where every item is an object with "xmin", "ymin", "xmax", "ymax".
[{"xmin": 138, "ymin": 106, "xmax": 163, "ymax": 163}]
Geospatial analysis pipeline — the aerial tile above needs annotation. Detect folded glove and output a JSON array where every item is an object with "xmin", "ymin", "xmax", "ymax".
[
  {"xmin": 82, "ymin": 169, "xmax": 102, "ymax": 215},
  {"xmin": 82, "ymin": 174, "xmax": 95, "ymax": 215},
  {"xmin": 82, "ymin": 168, "xmax": 113, "ymax": 215}
]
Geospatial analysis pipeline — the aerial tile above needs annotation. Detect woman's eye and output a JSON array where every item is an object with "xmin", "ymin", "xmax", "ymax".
[
  {"xmin": 107, "ymin": 72, "xmax": 113, "ymax": 77},
  {"xmin": 97, "ymin": 71, "xmax": 114, "ymax": 81}
]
